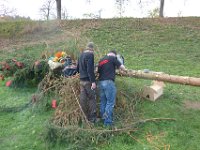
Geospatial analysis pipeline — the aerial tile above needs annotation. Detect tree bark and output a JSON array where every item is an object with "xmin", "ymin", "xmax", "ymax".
[
  {"xmin": 117, "ymin": 69, "xmax": 200, "ymax": 87},
  {"xmin": 56, "ymin": 0, "xmax": 61, "ymax": 19},
  {"xmin": 159, "ymin": 0, "xmax": 165, "ymax": 18}
]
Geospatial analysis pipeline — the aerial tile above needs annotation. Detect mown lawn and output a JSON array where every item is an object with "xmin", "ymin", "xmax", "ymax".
[{"xmin": 0, "ymin": 17, "xmax": 200, "ymax": 150}]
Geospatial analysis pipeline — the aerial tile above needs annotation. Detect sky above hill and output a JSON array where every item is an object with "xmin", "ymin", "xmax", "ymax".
[{"xmin": 5, "ymin": 0, "xmax": 200, "ymax": 20}]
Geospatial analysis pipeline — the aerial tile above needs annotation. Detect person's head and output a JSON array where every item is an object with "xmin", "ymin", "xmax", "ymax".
[
  {"xmin": 86, "ymin": 42, "xmax": 94, "ymax": 51},
  {"xmin": 107, "ymin": 50, "xmax": 117, "ymax": 57}
]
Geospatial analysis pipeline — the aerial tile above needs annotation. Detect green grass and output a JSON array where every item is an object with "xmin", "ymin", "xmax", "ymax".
[
  {"xmin": 0, "ymin": 81, "xmax": 55, "ymax": 150},
  {"xmin": 1, "ymin": 17, "xmax": 200, "ymax": 149}
]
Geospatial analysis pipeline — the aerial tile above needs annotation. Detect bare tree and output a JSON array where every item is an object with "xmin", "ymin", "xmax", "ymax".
[
  {"xmin": 177, "ymin": 11, "xmax": 182, "ymax": 17},
  {"xmin": 61, "ymin": 7, "xmax": 68, "ymax": 19},
  {"xmin": 159, "ymin": 0, "xmax": 164, "ymax": 17},
  {"xmin": 55, "ymin": 0, "xmax": 61, "ymax": 19},
  {"xmin": 98, "ymin": 9, "xmax": 103, "ymax": 19},
  {"xmin": 56, "ymin": 0, "xmax": 94, "ymax": 20},
  {"xmin": 148, "ymin": 7, "xmax": 159, "ymax": 18},
  {"xmin": 138, "ymin": 0, "xmax": 165, "ymax": 18},
  {"xmin": 0, "ymin": 0, "xmax": 16, "ymax": 16},
  {"xmin": 40, "ymin": 0, "xmax": 55, "ymax": 20},
  {"xmin": 115, "ymin": 0, "xmax": 129, "ymax": 18}
]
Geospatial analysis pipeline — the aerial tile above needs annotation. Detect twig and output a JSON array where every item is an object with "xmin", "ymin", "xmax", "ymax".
[
  {"xmin": 40, "ymin": 82, "xmax": 62, "ymax": 94},
  {"xmin": 126, "ymin": 131, "xmax": 145, "ymax": 146},
  {"xmin": 120, "ymin": 91, "xmax": 132, "ymax": 100},
  {"xmin": 124, "ymin": 118, "xmax": 176, "ymax": 129},
  {"xmin": 127, "ymin": 132, "xmax": 161, "ymax": 150},
  {"xmin": 50, "ymin": 123, "xmax": 138, "ymax": 133},
  {"xmin": 139, "ymin": 118, "xmax": 176, "ymax": 122},
  {"xmin": 78, "ymin": 127, "xmax": 138, "ymax": 133},
  {"xmin": 119, "ymin": 91, "xmax": 138, "ymax": 109}
]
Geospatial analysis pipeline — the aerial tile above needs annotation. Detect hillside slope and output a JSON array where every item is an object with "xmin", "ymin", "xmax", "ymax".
[{"xmin": 0, "ymin": 17, "xmax": 200, "ymax": 150}]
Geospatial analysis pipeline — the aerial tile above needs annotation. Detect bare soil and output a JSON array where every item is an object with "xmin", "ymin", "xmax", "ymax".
[{"xmin": 184, "ymin": 100, "xmax": 200, "ymax": 110}]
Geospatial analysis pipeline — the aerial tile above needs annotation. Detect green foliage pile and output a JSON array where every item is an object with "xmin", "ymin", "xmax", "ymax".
[
  {"xmin": 12, "ymin": 60, "xmax": 49, "ymax": 87},
  {"xmin": 0, "ymin": 58, "xmax": 49, "ymax": 87}
]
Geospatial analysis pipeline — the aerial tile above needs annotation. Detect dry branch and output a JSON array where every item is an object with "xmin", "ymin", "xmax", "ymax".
[
  {"xmin": 126, "ymin": 117, "xmax": 176, "ymax": 129},
  {"xmin": 71, "ymin": 85, "xmax": 92, "ymax": 128}
]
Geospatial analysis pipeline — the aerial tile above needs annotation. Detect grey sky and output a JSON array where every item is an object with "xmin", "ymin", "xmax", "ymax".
[{"xmin": 5, "ymin": 0, "xmax": 200, "ymax": 20}]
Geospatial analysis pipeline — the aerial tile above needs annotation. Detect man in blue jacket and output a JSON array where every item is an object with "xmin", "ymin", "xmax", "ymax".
[
  {"xmin": 77, "ymin": 42, "xmax": 97, "ymax": 123},
  {"xmin": 98, "ymin": 50, "xmax": 126, "ymax": 126}
]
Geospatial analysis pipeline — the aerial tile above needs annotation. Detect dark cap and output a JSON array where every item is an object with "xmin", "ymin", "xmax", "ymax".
[{"xmin": 86, "ymin": 42, "xmax": 94, "ymax": 49}]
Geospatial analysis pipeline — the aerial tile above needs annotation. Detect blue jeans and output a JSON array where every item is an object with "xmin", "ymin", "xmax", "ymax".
[{"xmin": 99, "ymin": 80, "xmax": 116, "ymax": 125}]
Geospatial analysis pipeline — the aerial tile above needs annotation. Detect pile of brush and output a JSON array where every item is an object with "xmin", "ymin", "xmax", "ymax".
[
  {"xmin": 37, "ymin": 74, "xmax": 141, "ymax": 127},
  {"xmin": 0, "ymin": 58, "xmax": 49, "ymax": 87},
  {"xmin": 37, "ymin": 74, "xmax": 90, "ymax": 126},
  {"xmin": 35, "ymin": 74, "xmax": 142, "ymax": 148}
]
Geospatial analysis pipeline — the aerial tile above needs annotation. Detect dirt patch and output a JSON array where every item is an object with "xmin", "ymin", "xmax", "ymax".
[
  {"xmin": 0, "ymin": 29, "xmax": 83, "ymax": 52},
  {"xmin": 184, "ymin": 100, "xmax": 200, "ymax": 110},
  {"xmin": 0, "ymin": 38, "xmax": 11, "ymax": 50}
]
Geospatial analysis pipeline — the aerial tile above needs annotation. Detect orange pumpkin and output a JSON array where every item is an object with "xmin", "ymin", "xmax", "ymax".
[{"xmin": 55, "ymin": 52, "xmax": 62, "ymax": 58}]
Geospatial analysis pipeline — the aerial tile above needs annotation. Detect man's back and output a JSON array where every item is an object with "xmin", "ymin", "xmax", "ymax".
[
  {"xmin": 98, "ymin": 55, "xmax": 121, "ymax": 81},
  {"xmin": 78, "ymin": 51, "xmax": 95, "ymax": 82}
]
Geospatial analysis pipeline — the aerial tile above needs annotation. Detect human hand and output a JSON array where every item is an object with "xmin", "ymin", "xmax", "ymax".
[{"xmin": 91, "ymin": 82, "xmax": 96, "ymax": 90}]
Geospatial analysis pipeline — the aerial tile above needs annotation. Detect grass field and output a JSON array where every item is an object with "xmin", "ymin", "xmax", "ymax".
[{"xmin": 0, "ymin": 17, "xmax": 200, "ymax": 150}]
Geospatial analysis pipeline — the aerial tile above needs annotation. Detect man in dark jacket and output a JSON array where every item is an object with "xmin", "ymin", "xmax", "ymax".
[
  {"xmin": 98, "ymin": 50, "xmax": 126, "ymax": 126},
  {"xmin": 77, "ymin": 42, "xmax": 97, "ymax": 123}
]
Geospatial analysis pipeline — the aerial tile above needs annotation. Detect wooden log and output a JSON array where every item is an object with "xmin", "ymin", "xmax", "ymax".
[
  {"xmin": 117, "ymin": 69, "xmax": 200, "ymax": 87},
  {"xmin": 143, "ymin": 81, "xmax": 165, "ymax": 101}
]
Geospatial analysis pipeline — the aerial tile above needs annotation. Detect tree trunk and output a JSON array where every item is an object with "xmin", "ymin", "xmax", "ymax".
[
  {"xmin": 159, "ymin": 0, "xmax": 165, "ymax": 18},
  {"xmin": 47, "ymin": 7, "xmax": 50, "ymax": 20},
  {"xmin": 56, "ymin": 0, "xmax": 61, "ymax": 19},
  {"xmin": 117, "ymin": 69, "xmax": 200, "ymax": 87}
]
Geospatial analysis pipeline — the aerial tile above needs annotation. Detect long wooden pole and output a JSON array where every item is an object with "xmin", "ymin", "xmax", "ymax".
[{"xmin": 117, "ymin": 69, "xmax": 200, "ymax": 87}]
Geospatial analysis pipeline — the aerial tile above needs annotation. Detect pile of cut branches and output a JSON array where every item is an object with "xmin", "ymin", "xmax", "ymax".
[
  {"xmin": 0, "ymin": 57, "xmax": 49, "ymax": 87},
  {"xmin": 37, "ymin": 74, "xmax": 93, "ymax": 126},
  {"xmin": 34, "ymin": 74, "xmax": 176, "ymax": 149},
  {"xmin": 34, "ymin": 74, "xmax": 144, "ymax": 147}
]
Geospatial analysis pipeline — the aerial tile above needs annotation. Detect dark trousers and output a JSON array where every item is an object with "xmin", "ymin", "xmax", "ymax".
[{"xmin": 80, "ymin": 81, "xmax": 96, "ymax": 122}]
